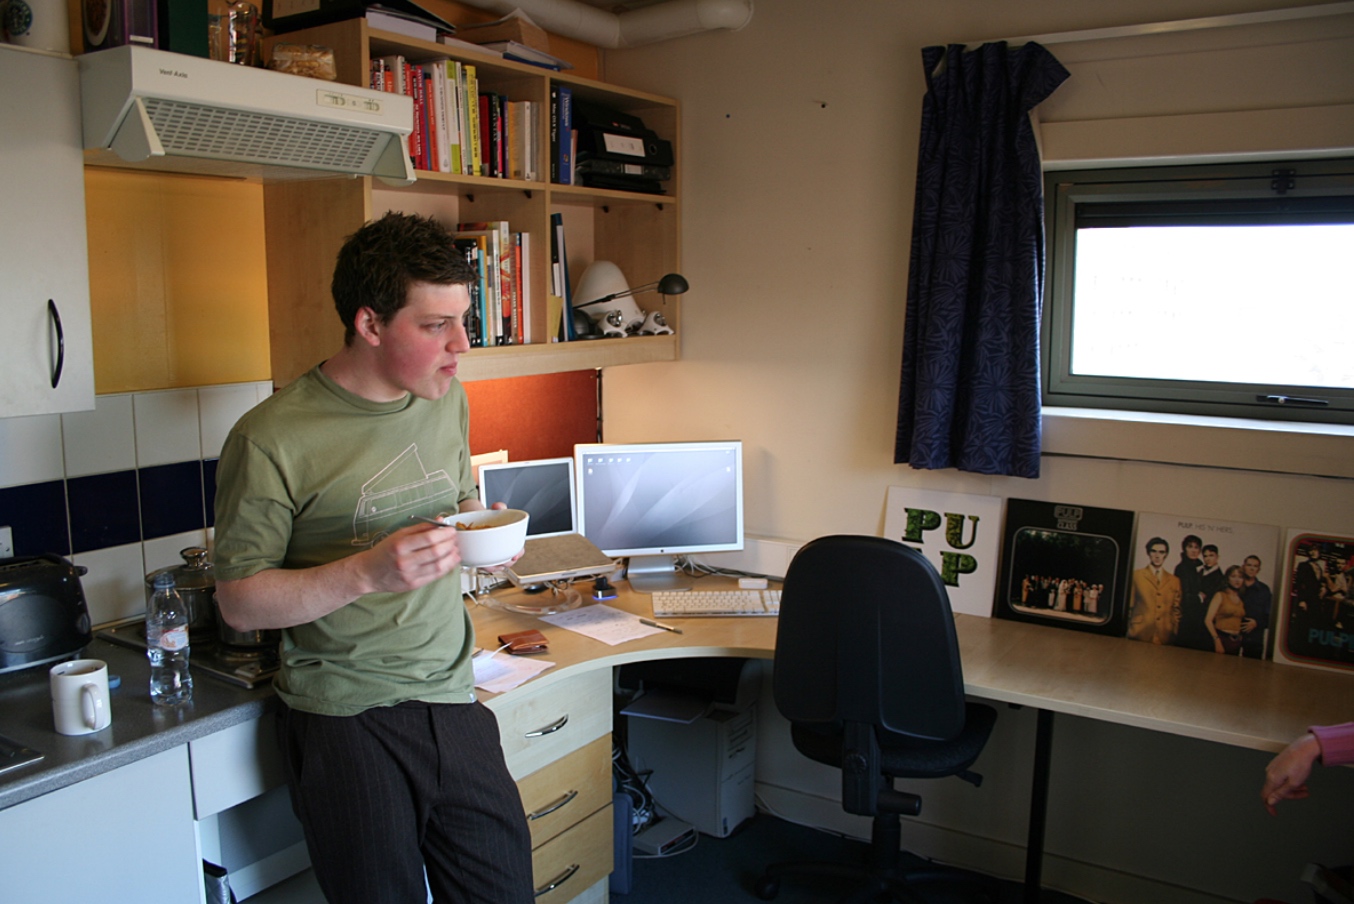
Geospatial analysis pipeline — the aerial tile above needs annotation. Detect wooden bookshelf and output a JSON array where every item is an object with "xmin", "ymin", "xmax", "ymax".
[{"xmin": 262, "ymin": 20, "xmax": 682, "ymax": 386}]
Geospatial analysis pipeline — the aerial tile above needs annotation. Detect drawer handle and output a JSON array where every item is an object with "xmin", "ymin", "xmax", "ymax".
[
  {"xmin": 527, "ymin": 789, "xmax": 578, "ymax": 821},
  {"xmin": 524, "ymin": 714, "xmax": 568, "ymax": 738},
  {"xmin": 534, "ymin": 863, "xmax": 580, "ymax": 898}
]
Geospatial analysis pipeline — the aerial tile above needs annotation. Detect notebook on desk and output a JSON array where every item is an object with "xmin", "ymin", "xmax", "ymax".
[{"xmin": 479, "ymin": 458, "xmax": 617, "ymax": 586}]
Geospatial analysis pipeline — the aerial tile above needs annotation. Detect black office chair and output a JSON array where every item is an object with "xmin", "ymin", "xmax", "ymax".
[{"xmin": 754, "ymin": 535, "xmax": 998, "ymax": 904}]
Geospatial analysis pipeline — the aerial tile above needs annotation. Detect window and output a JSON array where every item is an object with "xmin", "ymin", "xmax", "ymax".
[{"xmin": 1042, "ymin": 159, "xmax": 1354, "ymax": 425}]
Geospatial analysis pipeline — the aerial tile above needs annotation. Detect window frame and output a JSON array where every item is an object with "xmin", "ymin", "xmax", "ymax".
[{"xmin": 1042, "ymin": 158, "xmax": 1354, "ymax": 426}]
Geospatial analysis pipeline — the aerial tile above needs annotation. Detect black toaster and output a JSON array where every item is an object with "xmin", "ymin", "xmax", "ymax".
[{"xmin": 0, "ymin": 555, "xmax": 92, "ymax": 674}]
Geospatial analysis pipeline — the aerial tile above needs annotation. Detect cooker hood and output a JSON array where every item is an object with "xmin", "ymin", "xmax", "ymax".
[{"xmin": 78, "ymin": 46, "xmax": 415, "ymax": 184}]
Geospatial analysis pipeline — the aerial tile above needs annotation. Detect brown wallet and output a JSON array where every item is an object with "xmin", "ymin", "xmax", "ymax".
[{"xmin": 498, "ymin": 629, "xmax": 549, "ymax": 655}]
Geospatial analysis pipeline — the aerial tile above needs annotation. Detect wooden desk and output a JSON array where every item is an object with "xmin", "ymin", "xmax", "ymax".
[
  {"xmin": 470, "ymin": 578, "xmax": 1353, "ymax": 902},
  {"xmin": 475, "ymin": 580, "xmax": 1350, "ymax": 750}
]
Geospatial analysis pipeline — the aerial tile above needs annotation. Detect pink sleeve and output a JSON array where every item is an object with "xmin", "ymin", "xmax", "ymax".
[{"xmin": 1309, "ymin": 722, "xmax": 1354, "ymax": 767}]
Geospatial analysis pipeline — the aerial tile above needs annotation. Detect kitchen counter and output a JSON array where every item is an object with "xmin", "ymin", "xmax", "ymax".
[{"xmin": 0, "ymin": 639, "xmax": 275, "ymax": 810}]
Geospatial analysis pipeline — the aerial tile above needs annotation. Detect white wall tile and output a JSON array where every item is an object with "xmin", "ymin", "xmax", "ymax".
[
  {"xmin": 62, "ymin": 394, "xmax": 136, "ymax": 478},
  {"xmin": 0, "ymin": 412, "xmax": 64, "ymax": 488},
  {"xmin": 256, "ymin": 381, "xmax": 275, "ymax": 404},
  {"xmin": 73, "ymin": 543, "xmax": 148, "ymax": 626},
  {"xmin": 144, "ymin": 530, "xmax": 210, "ymax": 578},
  {"xmin": 199, "ymin": 384, "xmax": 261, "ymax": 459},
  {"xmin": 133, "ymin": 389, "xmax": 202, "ymax": 467}
]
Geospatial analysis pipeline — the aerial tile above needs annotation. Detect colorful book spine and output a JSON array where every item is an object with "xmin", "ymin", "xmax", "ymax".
[
  {"xmin": 464, "ymin": 65, "xmax": 481, "ymax": 177},
  {"xmin": 553, "ymin": 84, "xmax": 573, "ymax": 185}
]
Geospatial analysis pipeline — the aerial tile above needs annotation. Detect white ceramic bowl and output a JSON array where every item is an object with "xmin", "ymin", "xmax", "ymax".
[{"xmin": 444, "ymin": 509, "xmax": 529, "ymax": 568}]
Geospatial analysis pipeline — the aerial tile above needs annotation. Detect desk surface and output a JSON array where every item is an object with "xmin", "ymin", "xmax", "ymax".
[{"xmin": 472, "ymin": 577, "xmax": 1353, "ymax": 755}]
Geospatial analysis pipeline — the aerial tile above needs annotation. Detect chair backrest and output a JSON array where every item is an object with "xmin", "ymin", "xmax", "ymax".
[{"xmin": 773, "ymin": 535, "xmax": 967, "ymax": 744}]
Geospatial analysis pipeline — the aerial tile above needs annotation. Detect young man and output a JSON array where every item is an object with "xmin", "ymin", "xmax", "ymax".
[
  {"xmin": 1239, "ymin": 554, "xmax": 1272, "ymax": 659},
  {"xmin": 1174, "ymin": 534, "xmax": 1208, "ymax": 649},
  {"xmin": 212, "ymin": 213, "xmax": 533, "ymax": 904},
  {"xmin": 1128, "ymin": 537, "xmax": 1182, "ymax": 645}
]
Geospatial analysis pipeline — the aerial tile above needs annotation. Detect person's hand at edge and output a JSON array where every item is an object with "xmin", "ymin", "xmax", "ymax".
[{"xmin": 1261, "ymin": 731, "xmax": 1321, "ymax": 815}]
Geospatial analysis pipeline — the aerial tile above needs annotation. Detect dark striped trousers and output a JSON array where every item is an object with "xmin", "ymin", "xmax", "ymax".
[{"xmin": 277, "ymin": 699, "xmax": 534, "ymax": 904}]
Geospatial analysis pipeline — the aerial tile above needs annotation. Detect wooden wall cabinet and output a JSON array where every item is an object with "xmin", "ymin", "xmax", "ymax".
[{"xmin": 263, "ymin": 20, "xmax": 682, "ymax": 387}]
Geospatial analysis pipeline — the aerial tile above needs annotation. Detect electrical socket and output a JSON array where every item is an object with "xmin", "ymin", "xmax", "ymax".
[{"xmin": 0, "ymin": 526, "xmax": 13, "ymax": 558}]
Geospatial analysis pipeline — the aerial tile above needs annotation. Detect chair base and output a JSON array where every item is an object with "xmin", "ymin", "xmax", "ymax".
[
  {"xmin": 753, "ymin": 812, "xmax": 999, "ymax": 904},
  {"xmin": 754, "ymin": 858, "xmax": 998, "ymax": 904}
]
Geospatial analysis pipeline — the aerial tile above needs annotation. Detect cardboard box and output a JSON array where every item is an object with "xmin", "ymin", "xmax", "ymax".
[{"xmin": 458, "ymin": 13, "xmax": 549, "ymax": 52}]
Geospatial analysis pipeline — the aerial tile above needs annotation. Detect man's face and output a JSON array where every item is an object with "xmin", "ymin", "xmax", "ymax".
[
  {"xmin": 1148, "ymin": 544, "xmax": 1168, "ymax": 568},
  {"xmin": 365, "ymin": 281, "xmax": 472, "ymax": 402},
  {"xmin": 1184, "ymin": 541, "xmax": 1201, "ymax": 561},
  {"xmin": 1243, "ymin": 558, "xmax": 1261, "ymax": 580},
  {"xmin": 1203, "ymin": 549, "xmax": 1219, "ymax": 568}
]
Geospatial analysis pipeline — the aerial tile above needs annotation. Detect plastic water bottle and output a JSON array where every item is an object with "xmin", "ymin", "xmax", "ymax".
[{"xmin": 147, "ymin": 572, "xmax": 193, "ymax": 705}]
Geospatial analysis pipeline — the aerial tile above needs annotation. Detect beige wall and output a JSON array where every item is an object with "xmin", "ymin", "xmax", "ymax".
[{"xmin": 599, "ymin": 2, "xmax": 1354, "ymax": 902}]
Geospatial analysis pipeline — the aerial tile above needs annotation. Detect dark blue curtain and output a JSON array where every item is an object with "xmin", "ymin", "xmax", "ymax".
[{"xmin": 894, "ymin": 42, "xmax": 1068, "ymax": 479}]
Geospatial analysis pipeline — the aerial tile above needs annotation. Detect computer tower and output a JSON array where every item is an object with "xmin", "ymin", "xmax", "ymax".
[{"xmin": 626, "ymin": 703, "xmax": 757, "ymax": 838}]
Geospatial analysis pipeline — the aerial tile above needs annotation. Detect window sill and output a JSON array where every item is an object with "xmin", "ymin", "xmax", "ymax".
[{"xmin": 1041, "ymin": 407, "xmax": 1354, "ymax": 479}]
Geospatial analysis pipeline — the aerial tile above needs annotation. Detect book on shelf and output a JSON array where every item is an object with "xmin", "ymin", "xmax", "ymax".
[
  {"xmin": 550, "ymin": 212, "xmax": 575, "ymax": 340},
  {"xmin": 550, "ymin": 84, "xmax": 574, "ymax": 185},
  {"xmin": 464, "ymin": 64, "xmax": 481, "ymax": 177},
  {"xmin": 459, "ymin": 221, "xmax": 516, "ymax": 345},
  {"xmin": 516, "ymin": 231, "xmax": 532, "ymax": 344},
  {"xmin": 478, "ymin": 41, "xmax": 573, "ymax": 71},
  {"xmin": 429, "ymin": 63, "xmax": 450, "ymax": 173},
  {"xmin": 451, "ymin": 237, "xmax": 486, "ymax": 347},
  {"xmin": 439, "ymin": 34, "xmax": 504, "ymax": 58},
  {"xmin": 365, "ymin": 8, "xmax": 442, "ymax": 43}
]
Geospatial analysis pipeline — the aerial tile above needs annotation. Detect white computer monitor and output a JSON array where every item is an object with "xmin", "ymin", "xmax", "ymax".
[
  {"xmin": 478, "ymin": 457, "xmax": 576, "ymax": 538},
  {"xmin": 574, "ymin": 440, "xmax": 744, "ymax": 592}
]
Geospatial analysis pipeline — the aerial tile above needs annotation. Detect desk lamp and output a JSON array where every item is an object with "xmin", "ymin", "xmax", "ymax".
[{"xmin": 572, "ymin": 261, "xmax": 688, "ymax": 339}]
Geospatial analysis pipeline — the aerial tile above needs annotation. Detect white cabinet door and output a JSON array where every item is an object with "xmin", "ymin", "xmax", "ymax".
[
  {"xmin": 0, "ymin": 746, "xmax": 203, "ymax": 902},
  {"xmin": 0, "ymin": 45, "xmax": 94, "ymax": 417}
]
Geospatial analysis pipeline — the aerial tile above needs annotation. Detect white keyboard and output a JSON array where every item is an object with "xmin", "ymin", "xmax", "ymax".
[{"xmin": 651, "ymin": 589, "xmax": 781, "ymax": 618}]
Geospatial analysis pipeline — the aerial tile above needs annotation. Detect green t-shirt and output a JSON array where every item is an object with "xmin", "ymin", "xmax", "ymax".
[{"xmin": 213, "ymin": 366, "xmax": 479, "ymax": 716}]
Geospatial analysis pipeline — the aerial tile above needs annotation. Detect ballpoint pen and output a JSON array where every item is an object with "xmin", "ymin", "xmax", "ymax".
[{"xmin": 640, "ymin": 618, "xmax": 683, "ymax": 635}]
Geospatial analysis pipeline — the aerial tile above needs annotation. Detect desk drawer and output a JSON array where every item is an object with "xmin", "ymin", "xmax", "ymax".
[
  {"xmin": 532, "ymin": 804, "xmax": 613, "ymax": 904},
  {"xmin": 491, "ymin": 669, "xmax": 611, "ymax": 780},
  {"xmin": 519, "ymin": 734, "xmax": 612, "ymax": 849}
]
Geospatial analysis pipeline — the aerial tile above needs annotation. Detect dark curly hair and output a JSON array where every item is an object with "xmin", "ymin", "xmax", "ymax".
[{"xmin": 331, "ymin": 212, "xmax": 474, "ymax": 343}]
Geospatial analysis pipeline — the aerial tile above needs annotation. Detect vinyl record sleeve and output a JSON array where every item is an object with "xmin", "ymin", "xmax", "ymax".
[
  {"xmin": 995, "ymin": 498, "xmax": 1134, "ymax": 636},
  {"xmin": 1273, "ymin": 530, "xmax": 1354, "ymax": 673}
]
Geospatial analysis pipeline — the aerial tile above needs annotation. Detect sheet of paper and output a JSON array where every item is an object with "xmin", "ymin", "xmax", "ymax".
[
  {"xmin": 473, "ymin": 652, "xmax": 554, "ymax": 693},
  {"xmin": 540, "ymin": 604, "xmax": 664, "ymax": 645}
]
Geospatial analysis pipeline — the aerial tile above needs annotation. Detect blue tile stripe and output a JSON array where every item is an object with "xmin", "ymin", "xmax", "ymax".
[{"xmin": 0, "ymin": 459, "xmax": 216, "ymax": 558}]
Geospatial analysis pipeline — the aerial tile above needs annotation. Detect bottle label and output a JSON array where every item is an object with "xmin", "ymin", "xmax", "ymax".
[{"xmin": 157, "ymin": 625, "xmax": 189, "ymax": 652}]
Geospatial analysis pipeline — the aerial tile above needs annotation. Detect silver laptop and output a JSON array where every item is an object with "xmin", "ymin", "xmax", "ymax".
[{"xmin": 479, "ymin": 458, "xmax": 616, "ymax": 587}]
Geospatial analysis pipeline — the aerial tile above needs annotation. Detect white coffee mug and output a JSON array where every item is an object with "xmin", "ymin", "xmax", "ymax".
[
  {"xmin": 2, "ymin": 0, "xmax": 71, "ymax": 54},
  {"xmin": 50, "ymin": 658, "xmax": 112, "ymax": 736}
]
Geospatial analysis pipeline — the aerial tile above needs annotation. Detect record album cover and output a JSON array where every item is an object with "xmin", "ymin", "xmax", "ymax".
[
  {"xmin": 1273, "ymin": 530, "xmax": 1354, "ymax": 673},
  {"xmin": 996, "ymin": 499, "xmax": 1134, "ymax": 636},
  {"xmin": 882, "ymin": 486, "xmax": 1004, "ymax": 617},
  {"xmin": 1128, "ymin": 513, "xmax": 1279, "ymax": 657}
]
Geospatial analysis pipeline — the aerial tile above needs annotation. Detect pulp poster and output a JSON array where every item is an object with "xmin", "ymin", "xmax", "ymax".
[
  {"xmin": 1273, "ymin": 530, "xmax": 1354, "ymax": 673},
  {"xmin": 995, "ymin": 498, "xmax": 1135, "ymax": 636},
  {"xmin": 1127, "ymin": 513, "xmax": 1279, "ymax": 658},
  {"xmin": 882, "ymin": 487, "xmax": 1003, "ymax": 617}
]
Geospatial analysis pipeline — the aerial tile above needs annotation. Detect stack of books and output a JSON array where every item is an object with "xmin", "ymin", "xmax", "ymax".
[
  {"xmin": 369, "ymin": 55, "xmax": 540, "ymax": 181},
  {"xmin": 454, "ymin": 221, "xmax": 532, "ymax": 347}
]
